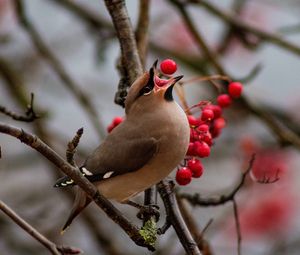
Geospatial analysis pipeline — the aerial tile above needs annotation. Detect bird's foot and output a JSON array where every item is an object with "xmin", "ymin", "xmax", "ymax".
[{"xmin": 137, "ymin": 204, "xmax": 160, "ymax": 222}]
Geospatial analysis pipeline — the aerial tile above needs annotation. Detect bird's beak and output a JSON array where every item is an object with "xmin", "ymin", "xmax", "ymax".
[{"xmin": 154, "ymin": 75, "xmax": 184, "ymax": 98}]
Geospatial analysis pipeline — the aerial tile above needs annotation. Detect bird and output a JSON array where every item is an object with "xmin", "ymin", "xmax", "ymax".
[{"xmin": 54, "ymin": 60, "xmax": 190, "ymax": 232}]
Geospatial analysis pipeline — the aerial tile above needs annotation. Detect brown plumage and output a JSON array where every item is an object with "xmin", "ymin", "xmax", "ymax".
[{"xmin": 55, "ymin": 62, "xmax": 190, "ymax": 232}]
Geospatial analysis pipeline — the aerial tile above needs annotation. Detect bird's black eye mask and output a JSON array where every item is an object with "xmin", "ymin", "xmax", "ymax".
[{"xmin": 138, "ymin": 60, "xmax": 157, "ymax": 97}]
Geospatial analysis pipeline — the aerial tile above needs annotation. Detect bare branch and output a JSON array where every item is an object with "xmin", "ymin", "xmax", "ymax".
[
  {"xmin": 0, "ymin": 200, "xmax": 81, "ymax": 255},
  {"xmin": 103, "ymin": 0, "xmax": 143, "ymax": 82},
  {"xmin": 180, "ymin": 155, "xmax": 255, "ymax": 207},
  {"xmin": 169, "ymin": 0, "xmax": 225, "ymax": 75},
  {"xmin": 0, "ymin": 123, "xmax": 154, "ymax": 251},
  {"xmin": 66, "ymin": 128, "xmax": 84, "ymax": 167},
  {"xmin": 135, "ymin": 0, "xmax": 151, "ymax": 67},
  {"xmin": 157, "ymin": 180, "xmax": 202, "ymax": 255},
  {"xmin": 48, "ymin": 0, "xmax": 112, "ymax": 30},
  {"xmin": 0, "ymin": 93, "xmax": 39, "ymax": 122},
  {"xmin": 177, "ymin": 195, "xmax": 213, "ymax": 255},
  {"xmin": 232, "ymin": 199, "xmax": 242, "ymax": 255},
  {"xmin": 103, "ymin": 0, "xmax": 143, "ymax": 106},
  {"xmin": 189, "ymin": 0, "xmax": 300, "ymax": 56}
]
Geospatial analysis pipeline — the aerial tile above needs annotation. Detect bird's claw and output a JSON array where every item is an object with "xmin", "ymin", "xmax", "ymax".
[{"xmin": 137, "ymin": 204, "xmax": 160, "ymax": 222}]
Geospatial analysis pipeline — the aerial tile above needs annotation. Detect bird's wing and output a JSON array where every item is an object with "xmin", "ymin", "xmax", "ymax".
[{"xmin": 82, "ymin": 135, "xmax": 159, "ymax": 181}]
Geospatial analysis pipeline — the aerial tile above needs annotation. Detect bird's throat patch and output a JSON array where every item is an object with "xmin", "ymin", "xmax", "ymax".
[{"xmin": 164, "ymin": 84, "xmax": 174, "ymax": 101}]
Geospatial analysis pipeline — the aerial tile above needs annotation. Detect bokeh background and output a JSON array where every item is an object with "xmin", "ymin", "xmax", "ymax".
[{"xmin": 1, "ymin": 0, "xmax": 300, "ymax": 254}]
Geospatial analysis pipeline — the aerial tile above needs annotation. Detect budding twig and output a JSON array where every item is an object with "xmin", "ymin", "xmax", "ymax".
[
  {"xmin": 0, "ymin": 93, "xmax": 39, "ymax": 122},
  {"xmin": 66, "ymin": 128, "xmax": 84, "ymax": 167},
  {"xmin": 180, "ymin": 154, "xmax": 255, "ymax": 207}
]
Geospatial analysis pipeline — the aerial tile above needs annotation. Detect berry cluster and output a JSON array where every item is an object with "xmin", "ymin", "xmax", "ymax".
[
  {"xmin": 176, "ymin": 80, "xmax": 243, "ymax": 186},
  {"xmin": 107, "ymin": 116, "xmax": 123, "ymax": 133}
]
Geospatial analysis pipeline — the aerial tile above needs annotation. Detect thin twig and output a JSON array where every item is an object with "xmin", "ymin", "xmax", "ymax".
[
  {"xmin": 189, "ymin": 0, "xmax": 300, "ymax": 56},
  {"xmin": 182, "ymin": 75, "xmax": 231, "ymax": 85},
  {"xmin": 169, "ymin": 0, "xmax": 225, "ymax": 75},
  {"xmin": 181, "ymin": 155, "xmax": 255, "ymax": 207},
  {"xmin": 0, "ymin": 55, "xmax": 124, "ymax": 255},
  {"xmin": 103, "ymin": 0, "xmax": 143, "ymax": 81},
  {"xmin": 157, "ymin": 180, "xmax": 202, "ymax": 255},
  {"xmin": 135, "ymin": 0, "xmax": 151, "ymax": 67},
  {"xmin": 232, "ymin": 199, "xmax": 241, "ymax": 255},
  {"xmin": 66, "ymin": 128, "xmax": 84, "ymax": 167},
  {"xmin": 0, "ymin": 123, "xmax": 154, "ymax": 251},
  {"xmin": 177, "ymin": 195, "xmax": 213, "ymax": 255},
  {"xmin": 0, "ymin": 93, "xmax": 39, "ymax": 122},
  {"xmin": 48, "ymin": 0, "xmax": 112, "ymax": 30},
  {"xmin": 0, "ymin": 200, "xmax": 81, "ymax": 255},
  {"xmin": 14, "ymin": 0, "xmax": 106, "ymax": 139},
  {"xmin": 158, "ymin": 1, "xmax": 300, "ymax": 150}
]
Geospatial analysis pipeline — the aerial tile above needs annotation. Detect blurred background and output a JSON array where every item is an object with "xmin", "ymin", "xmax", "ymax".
[{"xmin": 1, "ymin": 0, "xmax": 300, "ymax": 254}]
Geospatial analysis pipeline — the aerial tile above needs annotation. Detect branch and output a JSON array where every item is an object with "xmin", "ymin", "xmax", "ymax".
[
  {"xmin": 135, "ymin": 0, "xmax": 151, "ymax": 67},
  {"xmin": 157, "ymin": 180, "xmax": 202, "ymax": 255},
  {"xmin": 103, "ymin": 0, "xmax": 143, "ymax": 106},
  {"xmin": 169, "ymin": 0, "xmax": 225, "ymax": 75},
  {"xmin": 0, "ymin": 93, "xmax": 39, "ymax": 122},
  {"xmin": 14, "ymin": 0, "xmax": 106, "ymax": 139},
  {"xmin": 48, "ymin": 0, "xmax": 112, "ymax": 30},
  {"xmin": 0, "ymin": 200, "xmax": 81, "ymax": 255},
  {"xmin": 0, "ymin": 123, "xmax": 154, "ymax": 251},
  {"xmin": 163, "ymin": 1, "xmax": 300, "ymax": 150},
  {"xmin": 180, "ymin": 154, "xmax": 255, "ymax": 206},
  {"xmin": 66, "ymin": 128, "xmax": 84, "ymax": 167},
  {"xmin": 103, "ymin": 0, "xmax": 143, "ymax": 82},
  {"xmin": 232, "ymin": 199, "xmax": 241, "ymax": 255},
  {"xmin": 189, "ymin": 0, "xmax": 300, "ymax": 56},
  {"xmin": 177, "ymin": 195, "xmax": 213, "ymax": 255}
]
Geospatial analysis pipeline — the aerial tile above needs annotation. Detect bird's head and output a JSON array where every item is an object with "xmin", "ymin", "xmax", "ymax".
[{"xmin": 125, "ymin": 60, "xmax": 183, "ymax": 114}]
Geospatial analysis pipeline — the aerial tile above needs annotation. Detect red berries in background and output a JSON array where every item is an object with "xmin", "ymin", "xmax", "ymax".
[
  {"xmin": 187, "ymin": 159, "xmax": 203, "ymax": 178},
  {"xmin": 107, "ymin": 116, "xmax": 124, "ymax": 133},
  {"xmin": 217, "ymin": 94, "xmax": 232, "ymax": 108},
  {"xmin": 228, "ymin": 82, "xmax": 243, "ymax": 98},
  {"xmin": 160, "ymin": 59, "xmax": 177, "ymax": 75},
  {"xmin": 176, "ymin": 167, "xmax": 192, "ymax": 185}
]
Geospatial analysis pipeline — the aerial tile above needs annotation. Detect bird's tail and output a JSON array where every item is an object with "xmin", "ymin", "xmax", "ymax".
[
  {"xmin": 61, "ymin": 187, "xmax": 92, "ymax": 234},
  {"xmin": 54, "ymin": 166, "xmax": 91, "ymax": 188},
  {"xmin": 53, "ymin": 175, "xmax": 75, "ymax": 188}
]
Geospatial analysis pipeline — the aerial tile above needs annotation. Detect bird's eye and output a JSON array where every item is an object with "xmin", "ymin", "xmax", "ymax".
[{"xmin": 142, "ymin": 87, "xmax": 152, "ymax": 96}]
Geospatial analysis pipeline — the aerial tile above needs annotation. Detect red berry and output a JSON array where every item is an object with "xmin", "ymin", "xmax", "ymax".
[
  {"xmin": 113, "ymin": 116, "xmax": 123, "ymax": 126},
  {"xmin": 228, "ymin": 82, "xmax": 243, "ymax": 98},
  {"xmin": 187, "ymin": 158, "xmax": 204, "ymax": 178},
  {"xmin": 194, "ymin": 141, "xmax": 210, "ymax": 158},
  {"xmin": 214, "ymin": 117, "xmax": 226, "ymax": 130},
  {"xmin": 200, "ymin": 132, "xmax": 212, "ymax": 146},
  {"xmin": 176, "ymin": 167, "xmax": 192, "ymax": 185},
  {"xmin": 210, "ymin": 126, "xmax": 221, "ymax": 138},
  {"xmin": 160, "ymin": 59, "xmax": 177, "ymax": 75},
  {"xmin": 205, "ymin": 105, "xmax": 222, "ymax": 118},
  {"xmin": 197, "ymin": 124, "xmax": 209, "ymax": 133},
  {"xmin": 187, "ymin": 115, "xmax": 200, "ymax": 126},
  {"xmin": 201, "ymin": 109, "xmax": 214, "ymax": 121},
  {"xmin": 187, "ymin": 142, "xmax": 196, "ymax": 156},
  {"xmin": 190, "ymin": 128, "xmax": 198, "ymax": 142},
  {"xmin": 217, "ymin": 94, "xmax": 232, "ymax": 108}
]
